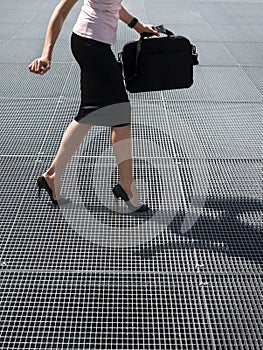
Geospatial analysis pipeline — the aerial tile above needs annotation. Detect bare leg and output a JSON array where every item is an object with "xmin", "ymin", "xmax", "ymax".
[
  {"xmin": 111, "ymin": 123, "xmax": 140, "ymax": 207},
  {"xmin": 43, "ymin": 120, "xmax": 92, "ymax": 200}
]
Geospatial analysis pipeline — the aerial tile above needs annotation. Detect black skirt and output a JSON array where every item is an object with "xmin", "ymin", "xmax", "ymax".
[{"xmin": 70, "ymin": 32, "xmax": 131, "ymax": 127}]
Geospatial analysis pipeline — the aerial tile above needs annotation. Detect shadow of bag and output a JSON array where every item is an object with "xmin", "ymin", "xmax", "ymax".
[{"xmin": 118, "ymin": 25, "xmax": 199, "ymax": 93}]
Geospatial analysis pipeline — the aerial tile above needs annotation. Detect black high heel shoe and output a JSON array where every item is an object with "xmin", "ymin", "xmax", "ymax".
[
  {"xmin": 37, "ymin": 175, "xmax": 58, "ymax": 205},
  {"xmin": 112, "ymin": 184, "xmax": 150, "ymax": 213},
  {"xmin": 37, "ymin": 175, "xmax": 71, "ymax": 206}
]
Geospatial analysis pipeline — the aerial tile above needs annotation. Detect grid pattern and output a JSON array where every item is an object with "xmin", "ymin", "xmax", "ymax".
[{"xmin": 0, "ymin": 0, "xmax": 262, "ymax": 349}]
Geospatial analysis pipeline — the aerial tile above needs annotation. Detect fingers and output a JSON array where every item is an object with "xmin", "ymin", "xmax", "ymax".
[
  {"xmin": 150, "ymin": 25, "xmax": 160, "ymax": 36},
  {"xmin": 28, "ymin": 59, "xmax": 38, "ymax": 73},
  {"xmin": 143, "ymin": 25, "xmax": 159, "ymax": 37},
  {"xmin": 28, "ymin": 58, "xmax": 50, "ymax": 75},
  {"xmin": 40, "ymin": 65, "xmax": 50, "ymax": 75},
  {"xmin": 36, "ymin": 59, "xmax": 42, "ymax": 72},
  {"xmin": 28, "ymin": 61, "xmax": 34, "ymax": 72},
  {"xmin": 28, "ymin": 59, "xmax": 40, "ymax": 74}
]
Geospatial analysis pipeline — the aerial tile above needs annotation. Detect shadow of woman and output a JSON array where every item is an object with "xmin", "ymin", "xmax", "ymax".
[{"xmin": 135, "ymin": 195, "xmax": 262, "ymax": 266}]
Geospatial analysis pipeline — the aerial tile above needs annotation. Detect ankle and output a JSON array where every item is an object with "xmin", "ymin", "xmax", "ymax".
[
  {"xmin": 120, "ymin": 177, "xmax": 135, "ymax": 188},
  {"xmin": 44, "ymin": 169, "xmax": 54, "ymax": 176},
  {"xmin": 44, "ymin": 172, "xmax": 54, "ymax": 178}
]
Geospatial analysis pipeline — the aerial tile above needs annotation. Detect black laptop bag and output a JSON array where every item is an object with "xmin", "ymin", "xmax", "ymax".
[{"xmin": 118, "ymin": 25, "xmax": 199, "ymax": 93}]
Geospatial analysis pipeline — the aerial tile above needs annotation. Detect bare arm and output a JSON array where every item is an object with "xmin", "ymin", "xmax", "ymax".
[
  {"xmin": 119, "ymin": 5, "xmax": 159, "ymax": 36},
  {"xmin": 29, "ymin": 0, "xmax": 78, "ymax": 75}
]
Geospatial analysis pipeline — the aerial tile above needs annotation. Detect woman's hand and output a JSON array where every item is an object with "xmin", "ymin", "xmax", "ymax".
[
  {"xmin": 134, "ymin": 23, "xmax": 160, "ymax": 37},
  {"xmin": 28, "ymin": 56, "xmax": 51, "ymax": 75}
]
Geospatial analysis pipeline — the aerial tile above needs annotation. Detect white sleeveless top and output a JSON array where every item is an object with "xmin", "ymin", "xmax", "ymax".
[{"xmin": 73, "ymin": 0, "xmax": 122, "ymax": 45}]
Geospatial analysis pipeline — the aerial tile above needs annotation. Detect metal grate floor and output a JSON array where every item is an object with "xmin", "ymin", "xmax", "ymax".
[{"xmin": 0, "ymin": 0, "xmax": 262, "ymax": 349}]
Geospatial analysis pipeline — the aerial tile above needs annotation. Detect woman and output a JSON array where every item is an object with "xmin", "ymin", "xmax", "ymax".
[{"xmin": 29, "ymin": 0, "xmax": 158, "ymax": 212}]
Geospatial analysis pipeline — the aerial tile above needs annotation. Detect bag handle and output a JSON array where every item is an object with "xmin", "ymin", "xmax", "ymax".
[{"xmin": 141, "ymin": 24, "xmax": 175, "ymax": 39}]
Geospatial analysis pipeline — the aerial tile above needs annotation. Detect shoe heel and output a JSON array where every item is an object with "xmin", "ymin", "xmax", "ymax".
[
  {"xmin": 38, "ymin": 186, "xmax": 41, "ymax": 198},
  {"xmin": 112, "ymin": 188, "xmax": 120, "ymax": 200},
  {"xmin": 113, "ymin": 195, "xmax": 119, "ymax": 213}
]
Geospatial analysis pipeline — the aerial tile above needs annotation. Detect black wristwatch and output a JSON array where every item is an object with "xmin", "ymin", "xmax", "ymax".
[{"xmin": 128, "ymin": 17, "xmax": 138, "ymax": 28}]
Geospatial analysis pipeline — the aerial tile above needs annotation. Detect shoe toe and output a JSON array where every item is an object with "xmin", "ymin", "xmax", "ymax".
[{"xmin": 136, "ymin": 203, "xmax": 150, "ymax": 212}]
